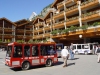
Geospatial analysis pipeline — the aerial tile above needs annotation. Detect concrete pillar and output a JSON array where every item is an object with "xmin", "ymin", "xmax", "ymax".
[
  {"xmin": 63, "ymin": 1, "xmax": 67, "ymax": 29},
  {"xmin": 78, "ymin": 1, "xmax": 82, "ymax": 27}
]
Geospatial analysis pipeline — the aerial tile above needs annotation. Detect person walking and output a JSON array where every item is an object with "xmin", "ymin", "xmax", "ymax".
[
  {"xmin": 61, "ymin": 46, "xmax": 69, "ymax": 67},
  {"xmin": 70, "ymin": 43, "xmax": 74, "ymax": 60},
  {"xmin": 96, "ymin": 45, "xmax": 100, "ymax": 63},
  {"xmin": 93, "ymin": 45, "xmax": 98, "ymax": 55}
]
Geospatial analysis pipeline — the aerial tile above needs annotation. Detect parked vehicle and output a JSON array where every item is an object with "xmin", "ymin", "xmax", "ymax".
[
  {"xmin": 5, "ymin": 42, "xmax": 58, "ymax": 70},
  {"xmin": 73, "ymin": 43, "xmax": 98, "ymax": 55}
]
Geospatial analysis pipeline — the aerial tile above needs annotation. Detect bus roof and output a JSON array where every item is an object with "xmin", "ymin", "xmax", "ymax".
[
  {"xmin": 73, "ymin": 43, "xmax": 98, "ymax": 45},
  {"xmin": 8, "ymin": 42, "xmax": 56, "ymax": 46}
]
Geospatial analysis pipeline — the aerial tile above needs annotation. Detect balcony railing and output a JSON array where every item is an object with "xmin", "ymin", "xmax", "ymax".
[
  {"xmin": 65, "ymin": 0, "xmax": 74, "ymax": 6},
  {"xmin": 44, "ymin": 26, "xmax": 50, "ymax": 31},
  {"xmin": 38, "ymin": 28, "xmax": 43, "ymax": 32},
  {"xmin": 81, "ymin": 0, "xmax": 99, "ymax": 10},
  {"xmin": 54, "ymin": 11, "xmax": 64, "ymax": 19},
  {"xmin": 37, "ymin": 34, "xmax": 43, "ymax": 38},
  {"xmin": 35, "ymin": 22, "xmax": 44, "ymax": 27},
  {"xmin": 46, "ymin": 18, "xmax": 51, "ymax": 23},
  {"xmin": 25, "ymin": 30, "xmax": 32, "ymax": 33},
  {"xmin": 81, "ymin": 10, "xmax": 100, "ymax": 22},
  {"xmin": 3, "ymin": 34, "xmax": 14, "ymax": 38},
  {"xmin": 66, "ymin": 16, "xmax": 79, "ymax": 26},
  {"xmin": 66, "ymin": 5, "xmax": 78, "ymax": 16},
  {"xmin": 54, "ymin": 21, "xmax": 65, "ymax": 29},
  {"xmin": 4, "ymin": 28, "xmax": 14, "ymax": 32},
  {"xmin": 25, "ymin": 36, "xmax": 32, "ymax": 39},
  {"xmin": 34, "ymin": 31, "xmax": 38, "ymax": 33},
  {"xmin": 16, "ymin": 29, "xmax": 24, "ymax": 33},
  {"xmin": 44, "ymin": 33, "xmax": 50, "ymax": 37},
  {"xmin": 57, "ymin": 1, "xmax": 64, "ymax": 9},
  {"xmin": 16, "ymin": 35, "xmax": 24, "ymax": 39}
]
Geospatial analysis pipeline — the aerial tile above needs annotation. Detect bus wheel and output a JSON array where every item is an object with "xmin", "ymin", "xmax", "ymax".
[
  {"xmin": 84, "ymin": 51, "xmax": 88, "ymax": 55},
  {"xmin": 45, "ymin": 59, "xmax": 52, "ymax": 67},
  {"xmin": 75, "ymin": 51, "xmax": 78, "ymax": 55},
  {"xmin": 22, "ymin": 62, "xmax": 30, "ymax": 70}
]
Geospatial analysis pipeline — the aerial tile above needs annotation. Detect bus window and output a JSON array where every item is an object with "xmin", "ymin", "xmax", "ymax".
[
  {"xmin": 13, "ymin": 46, "xmax": 22, "ymax": 57},
  {"xmin": 24, "ymin": 45, "xmax": 30, "ymax": 57},
  {"xmin": 73, "ymin": 45, "xmax": 76, "ymax": 49},
  {"xmin": 84, "ymin": 45, "xmax": 89, "ymax": 49},
  {"xmin": 77, "ymin": 45, "xmax": 81, "ymax": 49},
  {"xmin": 48, "ymin": 45, "xmax": 55, "ymax": 55},
  {"xmin": 40, "ymin": 45, "xmax": 55, "ymax": 56},
  {"xmin": 6, "ymin": 46, "xmax": 12, "ymax": 57},
  {"xmin": 32, "ymin": 45, "xmax": 38, "ymax": 56},
  {"xmin": 40, "ymin": 45, "xmax": 47, "ymax": 56}
]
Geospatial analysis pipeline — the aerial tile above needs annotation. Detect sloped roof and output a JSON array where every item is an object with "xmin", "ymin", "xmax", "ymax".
[
  {"xmin": 33, "ymin": 17, "xmax": 43, "ymax": 24},
  {"xmin": 0, "ymin": 17, "xmax": 17, "ymax": 26},
  {"xmin": 51, "ymin": 0, "xmax": 58, "ymax": 7},
  {"xmin": 17, "ymin": 21, "xmax": 33, "ymax": 27},
  {"xmin": 14, "ymin": 19, "xmax": 28, "ymax": 25},
  {"xmin": 51, "ymin": 0, "xmax": 63, "ymax": 8},
  {"xmin": 44, "ymin": 10, "xmax": 53, "ymax": 20}
]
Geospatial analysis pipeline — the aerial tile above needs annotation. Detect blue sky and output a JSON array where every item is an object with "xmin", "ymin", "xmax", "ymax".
[{"xmin": 0, "ymin": 0, "xmax": 54, "ymax": 22}]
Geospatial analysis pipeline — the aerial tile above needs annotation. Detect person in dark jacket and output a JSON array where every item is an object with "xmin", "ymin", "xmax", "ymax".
[{"xmin": 96, "ymin": 45, "xmax": 100, "ymax": 63}]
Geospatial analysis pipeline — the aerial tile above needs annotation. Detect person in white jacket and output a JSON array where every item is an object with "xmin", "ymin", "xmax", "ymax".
[{"xmin": 61, "ymin": 46, "xmax": 69, "ymax": 67}]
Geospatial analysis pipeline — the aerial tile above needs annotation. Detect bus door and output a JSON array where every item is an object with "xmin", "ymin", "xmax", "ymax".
[
  {"xmin": 5, "ymin": 46, "xmax": 12, "ymax": 66},
  {"xmin": 31, "ymin": 45, "xmax": 40, "ymax": 65},
  {"xmin": 12, "ymin": 45, "xmax": 23, "ymax": 67},
  {"xmin": 23, "ymin": 45, "xmax": 31, "ymax": 63},
  {"xmin": 40, "ymin": 44, "xmax": 57, "ymax": 65}
]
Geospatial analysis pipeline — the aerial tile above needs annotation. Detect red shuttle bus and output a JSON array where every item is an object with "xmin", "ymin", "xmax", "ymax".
[{"xmin": 5, "ymin": 42, "xmax": 58, "ymax": 70}]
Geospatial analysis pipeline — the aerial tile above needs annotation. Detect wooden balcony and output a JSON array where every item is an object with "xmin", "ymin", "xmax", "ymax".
[
  {"xmin": 65, "ymin": 0, "xmax": 74, "ymax": 6},
  {"xmin": 33, "ymin": 34, "xmax": 43, "ymax": 39},
  {"xmin": 44, "ymin": 26, "xmax": 50, "ymax": 31},
  {"xmin": 53, "ymin": 11, "xmax": 64, "ymax": 19},
  {"xmin": 38, "ymin": 28, "xmax": 43, "ymax": 32},
  {"xmin": 3, "ymin": 34, "xmax": 14, "ymax": 38},
  {"xmin": 37, "ymin": 34, "xmax": 43, "ymax": 38},
  {"xmin": 46, "ymin": 18, "xmax": 51, "ymax": 23},
  {"xmin": 57, "ymin": 1, "xmax": 63, "ymax": 9},
  {"xmin": 51, "ymin": 26, "xmax": 100, "ymax": 40},
  {"xmin": 66, "ymin": 16, "xmax": 79, "ymax": 26},
  {"xmin": 44, "ymin": 33, "xmax": 50, "ymax": 37},
  {"xmin": 16, "ymin": 29, "xmax": 24, "ymax": 33},
  {"xmin": 25, "ymin": 30, "xmax": 33, "ymax": 34},
  {"xmin": 25, "ymin": 35, "xmax": 33, "ymax": 39},
  {"xmin": 81, "ymin": 0, "xmax": 99, "ymax": 10},
  {"xmin": 34, "ymin": 29, "xmax": 38, "ymax": 33},
  {"xmin": 51, "ymin": 34, "xmax": 62, "ymax": 38},
  {"xmin": 57, "ymin": 0, "xmax": 74, "ymax": 9},
  {"xmin": 0, "ymin": 28, "xmax": 2, "ymax": 32},
  {"xmin": 16, "ymin": 35, "xmax": 24, "ymax": 39},
  {"xmin": 4, "ymin": 28, "xmax": 14, "ymax": 32},
  {"xmin": 66, "ymin": 5, "xmax": 78, "ymax": 16},
  {"xmin": 81, "ymin": 10, "xmax": 100, "ymax": 22},
  {"xmin": 33, "ymin": 35, "xmax": 37, "ymax": 39},
  {"xmin": 35, "ymin": 22, "xmax": 44, "ymax": 27},
  {"xmin": 53, "ymin": 21, "xmax": 65, "ymax": 29}
]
